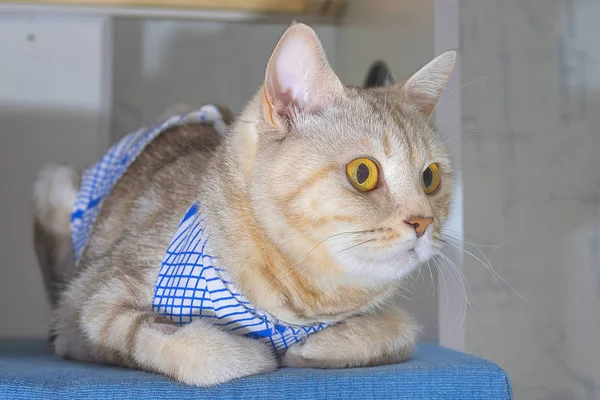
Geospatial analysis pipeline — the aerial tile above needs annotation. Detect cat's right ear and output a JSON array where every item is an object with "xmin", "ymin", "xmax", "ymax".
[{"xmin": 262, "ymin": 23, "xmax": 343, "ymax": 128}]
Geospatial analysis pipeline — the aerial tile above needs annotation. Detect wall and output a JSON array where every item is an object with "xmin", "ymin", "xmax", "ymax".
[
  {"xmin": 111, "ymin": 19, "xmax": 336, "ymax": 140},
  {"xmin": 460, "ymin": 0, "xmax": 600, "ymax": 398},
  {"xmin": 0, "ymin": 14, "xmax": 111, "ymax": 337}
]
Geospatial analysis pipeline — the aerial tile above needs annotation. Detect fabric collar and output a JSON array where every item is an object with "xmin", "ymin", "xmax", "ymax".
[{"xmin": 151, "ymin": 202, "xmax": 329, "ymax": 354}]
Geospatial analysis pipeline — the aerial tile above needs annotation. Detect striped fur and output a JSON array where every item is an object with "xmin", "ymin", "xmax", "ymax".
[{"xmin": 33, "ymin": 23, "xmax": 456, "ymax": 386}]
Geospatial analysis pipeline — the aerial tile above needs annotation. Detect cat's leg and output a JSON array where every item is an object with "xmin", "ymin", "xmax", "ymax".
[
  {"xmin": 54, "ymin": 274, "xmax": 278, "ymax": 386},
  {"xmin": 87, "ymin": 311, "xmax": 277, "ymax": 386},
  {"xmin": 282, "ymin": 303, "xmax": 418, "ymax": 368}
]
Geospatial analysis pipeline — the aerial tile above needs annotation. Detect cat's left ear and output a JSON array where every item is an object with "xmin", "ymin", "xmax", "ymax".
[
  {"xmin": 402, "ymin": 50, "xmax": 457, "ymax": 117},
  {"xmin": 262, "ymin": 23, "xmax": 344, "ymax": 128}
]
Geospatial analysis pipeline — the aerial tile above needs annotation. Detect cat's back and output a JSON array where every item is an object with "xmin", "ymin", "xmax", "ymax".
[{"xmin": 77, "ymin": 119, "xmax": 227, "ymax": 275}]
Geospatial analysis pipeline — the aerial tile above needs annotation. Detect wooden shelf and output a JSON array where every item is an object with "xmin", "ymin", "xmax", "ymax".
[{"xmin": 0, "ymin": 0, "xmax": 346, "ymax": 16}]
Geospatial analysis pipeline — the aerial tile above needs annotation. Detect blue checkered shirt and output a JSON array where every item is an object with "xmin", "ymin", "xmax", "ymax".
[
  {"xmin": 71, "ymin": 105, "xmax": 227, "ymax": 263},
  {"xmin": 152, "ymin": 202, "xmax": 328, "ymax": 354},
  {"xmin": 70, "ymin": 105, "xmax": 327, "ymax": 354}
]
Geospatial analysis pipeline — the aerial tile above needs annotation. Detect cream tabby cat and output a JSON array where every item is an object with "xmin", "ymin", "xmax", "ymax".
[{"xmin": 33, "ymin": 23, "xmax": 456, "ymax": 386}]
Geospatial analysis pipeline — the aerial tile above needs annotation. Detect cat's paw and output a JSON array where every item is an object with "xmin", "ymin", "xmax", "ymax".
[
  {"xmin": 174, "ymin": 333, "xmax": 278, "ymax": 386},
  {"xmin": 282, "ymin": 336, "xmax": 370, "ymax": 369},
  {"xmin": 282, "ymin": 337, "xmax": 351, "ymax": 368},
  {"xmin": 281, "ymin": 318, "xmax": 418, "ymax": 369},
  {"xmin": 282, "ymin": 334, "xmax": 415, "ymax": 369},
  {"xmin": 281, "ymin": 340, "xmax": 323, "ymax": 368},
  {"xmin": 141, "ymin": 320, "xmax": 278, "ymax": 386}
]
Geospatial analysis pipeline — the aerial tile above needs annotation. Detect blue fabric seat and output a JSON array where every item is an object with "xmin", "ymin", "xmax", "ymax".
[{"xmin": 0, "ymin": 339, "xmax": 512, "ymax": 399}]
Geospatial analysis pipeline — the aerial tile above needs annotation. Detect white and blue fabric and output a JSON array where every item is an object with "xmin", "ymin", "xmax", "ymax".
[
  {"xmin": 69, "ymin": 104, "xmax": 327, "ymax": 354},
  {"xmin": 70, "ymin": 105, "xmax": 227, "ymax": 264},
  {"xmin": 152, "ymin": 202, "xmax": 329, "ymax": 354}
]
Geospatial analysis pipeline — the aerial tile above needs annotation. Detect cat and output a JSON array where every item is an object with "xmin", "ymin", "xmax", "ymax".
[{"xmin": 33, "ymin": 22, "xmax": 456, "ymax": 386}]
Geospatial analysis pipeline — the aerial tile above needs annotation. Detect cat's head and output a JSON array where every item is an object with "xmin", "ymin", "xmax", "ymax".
[{"xmin": 235, "ymin": 23, "xmax": 456, "ymax": 288}]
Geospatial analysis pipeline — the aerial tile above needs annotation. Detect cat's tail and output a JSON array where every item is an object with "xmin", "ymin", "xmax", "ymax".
[{"xmin": 33, "ymin": 165, "xmax": 80, "ymax": 309}]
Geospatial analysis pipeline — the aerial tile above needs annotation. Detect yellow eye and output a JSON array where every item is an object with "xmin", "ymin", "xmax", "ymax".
[
  {"xmin": 346, "ymin": 158, "xmax": 379, "ymax": 192},
  {"xmin": 423, "ymin": 163, "xmax": 441, "ymax": 194}
]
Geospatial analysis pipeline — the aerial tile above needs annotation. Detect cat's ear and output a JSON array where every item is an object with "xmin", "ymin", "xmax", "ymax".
[
  {"xmin": 402, "ymin": 50, "xmax": 457, "ymax": 117},
  {"xmin": 262, "ymin": 23, "xmax": 343, "ymax": 127}
]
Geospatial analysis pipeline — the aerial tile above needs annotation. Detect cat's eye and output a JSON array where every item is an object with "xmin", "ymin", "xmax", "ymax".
[
  {"xmin": 422, "ymin": 163, "xmax": 441, "ymax": 194},
  {"xmin": 346, "ymin": 158, "xmax": 379, "ymax": 192}
]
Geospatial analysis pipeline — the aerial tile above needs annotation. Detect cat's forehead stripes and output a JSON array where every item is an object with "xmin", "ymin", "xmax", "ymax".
[
  {"xmin": 382, "ymin": 130, "xmax": 392, "ymax": 159},
  {"xmin": 354, "ymin": 89, "xmax": 432, "ymax": 164}
]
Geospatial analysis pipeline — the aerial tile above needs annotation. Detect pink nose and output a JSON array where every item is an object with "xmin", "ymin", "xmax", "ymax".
[{"xmin": 404, "ymin": 216, "xmax": 434, "ymax": 238}]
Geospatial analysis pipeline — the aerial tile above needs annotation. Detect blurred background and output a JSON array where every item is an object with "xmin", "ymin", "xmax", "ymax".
[{"xmin": 0, "ymin": 0, "xmax": 598, "ymax": 398}]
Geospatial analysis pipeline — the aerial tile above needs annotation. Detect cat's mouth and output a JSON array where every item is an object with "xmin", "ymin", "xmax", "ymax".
[
  {"xmin": 325, "ymin": 228, "xmax": 435, "ymax": 285},
  {"xmin": 336, "ymin": 228, "xmax": 431, "ymax": 262},
  {"xmin": 379, "ymin": 240, "xmax": 422, "ymax": 261}
]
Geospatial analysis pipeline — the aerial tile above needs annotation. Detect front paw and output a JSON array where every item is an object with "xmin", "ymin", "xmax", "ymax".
[
  {"xmin": 174, "ymin": 333, "xmax": 279, "ymax": 386},
  {"xmin": 281, "ymin": 333, "xmax": 365, "ymax": 369},
  {"xmin": 143, "ymin": 320, "xmax": 279, "ymax": 386},
  {"xmin": 282, "ymin": 315, "xmax": 418, "ymax": 369},
  {"xmin": 282, "ymin": 339, "xmax": 333, "ymax": 368}
]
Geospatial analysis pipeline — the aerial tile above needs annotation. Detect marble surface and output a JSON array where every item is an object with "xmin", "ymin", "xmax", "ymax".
[{"xmin": 460, "ymin": 0, "xmax": 600, "ymax": 398}]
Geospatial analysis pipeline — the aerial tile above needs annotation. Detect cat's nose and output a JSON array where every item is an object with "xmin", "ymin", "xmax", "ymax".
[{"xmin": 404, "ymin": 216, "xmax": 434, "ymax": 238}]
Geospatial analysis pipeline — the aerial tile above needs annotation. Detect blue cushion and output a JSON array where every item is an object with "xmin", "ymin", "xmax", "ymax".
[{"xmin": 0, "ymin": 339, "xmax": 512, "ymax": 399}]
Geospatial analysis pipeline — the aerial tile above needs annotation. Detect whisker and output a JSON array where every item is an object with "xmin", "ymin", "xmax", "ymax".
[
  {"xmin": 441, "ymin": 230, "xmax": 507, "ymax": 248},
  {"xmin": 440, "ymin": 252, "xmax": 473, "ymax": 325},
  {"xmin": 471, "ymin": 245, "xmax": 499, "ymax": 285},
  {"xmin": 265, "ymin": 230, "xmax": 371, "ymax": 290},
  {"xmin": 441, "ymin": 133, "xmax": 495, "ymax": 144},
  {"xmin": 334, "ymin": 239, "xmax": 376, "ymax": 257},
  {"xmin": 444, "ymin": 236, "xmax": 502, "ymax": 289},
  {"xmin": 435, "ymin": 251, "xmax": 472, "ymax": 325},
  {"xmin": 435, "ymin": 252, "xmax": 471, "ymax": 309},
  {"xmin": 434, "ymin": 252, "xmax": 471, "ymax": 325},
  {"xmin": 434, "ymin": 253, "xmax": 470, "ymax": 325},
  {"xmin": 399, "ymin": 272, "xmax": 418, "ymax": 295},
  {"xmin": 436, "ymin": 251, "xmax": 472, "ymax": 298},
  {"xmin": 440, "ymin": 238, "xmax": 527, "ymax": 302},
  {"xmin": 277, "ymin": 263, "xmax": 312, "ymax": 291},
  {"xmin": 425, "ymin": 260, "xmax": 437, "ymax": 297},
  {"xmin": 415, "ymin": 264, "xmax": 424, "ymax": 285},
  {"xmin": 424, "ymin": 75, "xmax": 495, "ymax": 134},
  {"xmin": 431, "ymin": 255, "xmax": 450, "ymax": 315}
]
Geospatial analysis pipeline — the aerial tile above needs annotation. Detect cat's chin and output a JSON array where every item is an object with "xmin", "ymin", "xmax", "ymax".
[
  {"xmin": 336, "ymin": 248, "xmax": 431, "ymax": 286},
  {"xmin": 335, "ymin": 238, "xmax": 433, "ymax": 286}
]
